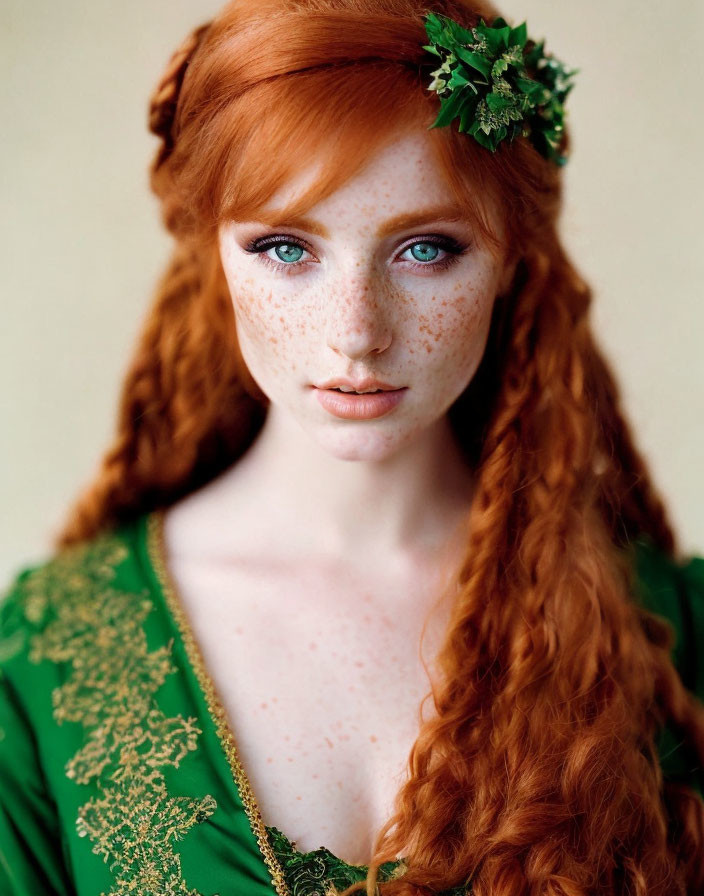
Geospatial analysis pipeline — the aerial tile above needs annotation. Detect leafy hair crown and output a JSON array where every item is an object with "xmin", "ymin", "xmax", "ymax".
[{"xmin": 422, "ymin": 12, "xmax": 578, "ymax": 165}]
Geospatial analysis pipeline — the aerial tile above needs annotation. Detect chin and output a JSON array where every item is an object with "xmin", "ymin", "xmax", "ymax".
[{"xmin": 313, "ymin": 428, "xmax": 414, "ymax": 464}]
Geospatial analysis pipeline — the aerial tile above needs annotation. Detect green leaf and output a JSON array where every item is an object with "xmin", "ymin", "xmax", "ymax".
[
  {"xmin": 502, "ymin": 44, "xmax": 525, "ymax": 69},
  {"xmin": 445, "ymin": 17, "xmax": 476, "ymax": 46},
  {"xmin": 431, "ymin": 86, "xmax": 467, "ymax": 128},
  {"xmin": 524, "ymin": 39, "xmax": 545, "ymax": 69},
  {"xmin": 486, "ymin": 92, "xmax": 513, "ymax": 112},
  {"xmin": 482, "ymin": 23, "xmax": 511, "ymax": 55},
  {"xmin": 492, "ymin": 58, "xmax": 509, "ymax": 80},
  {"xmin": 472, "ymin": 128, "xmax": 497, "ymax": 151},
  {"xmin": 516, "ymin": 76, "xmax": 545, "ymax": 104},
  {"xmin": 458, "ymin": 104, "xmax": 472, "ymax": 134},
  {"xmin": 423, "ymin": 13, "xmax": 445, "ymax": 44},
  {"xmin": 454, "ymin": 46, "xmax": 492, "ymax": 78},
  {"xmin": 458, "ymin": 96, "xmax": 480, "ymax": 132},
  {"xmin": 421, "ymin": 44, "xmax": 440, "ymax": 57},
  {"xmin": 448, "ymin": 68, "xmax": 473, "ymax": 90},
  {"xmin": 509, "ymin": 22, "xmax": 528, "ymax": 48}
]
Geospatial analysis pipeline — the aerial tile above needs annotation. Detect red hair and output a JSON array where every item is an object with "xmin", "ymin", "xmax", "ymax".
[{"xmin": 55, "ymin": 0, "xmax": 704, "ymax": 892}]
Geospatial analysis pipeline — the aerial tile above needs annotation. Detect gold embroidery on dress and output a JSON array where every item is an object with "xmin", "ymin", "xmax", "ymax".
[
  {"xmin": 146, "ymin": 509, "xmax": 291, "ymax": 896},
  {"xmin": 15, "ymin": 529, "xmax": 218, "ymax": 896}
]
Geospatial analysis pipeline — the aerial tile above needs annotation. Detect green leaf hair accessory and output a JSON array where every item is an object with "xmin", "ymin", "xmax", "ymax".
[{"xmin": 422, "ymin": 12, "xmax": 578, "ymax": 165}]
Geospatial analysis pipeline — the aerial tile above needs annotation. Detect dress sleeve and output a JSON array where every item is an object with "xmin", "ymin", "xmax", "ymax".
[
  {"xmin": 0, "ymin": 576, "xmax": 74, "ymax": 896},
  {"xmin": 632, "ymin": 540, "xmax": 704, "ymax": 799},
  {"xmin": 677, "ymin": 554, "xmax": 704, "ymax": 701}
]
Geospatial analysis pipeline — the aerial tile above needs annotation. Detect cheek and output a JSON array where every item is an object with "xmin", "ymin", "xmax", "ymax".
[
  {"xmin": 411, "ymin": 278, "xmax": 495, "ymax": 361},
  {"xmin": 223, "ymin": 274, "xmax": 314, "ymax": 384}
]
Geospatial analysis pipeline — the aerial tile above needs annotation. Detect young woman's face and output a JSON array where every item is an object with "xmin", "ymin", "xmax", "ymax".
[{"xmin": 218, "ymin": 130, "xmax": 514, "ymax": 462}]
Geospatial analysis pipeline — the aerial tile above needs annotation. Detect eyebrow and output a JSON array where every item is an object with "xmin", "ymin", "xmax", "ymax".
[{"xmin": 252, "ymin": 203, "xmax": 467, "ymax": 241}]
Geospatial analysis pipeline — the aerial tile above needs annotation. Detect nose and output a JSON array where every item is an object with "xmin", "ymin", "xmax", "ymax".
[{"xmin": 324, "ymin": 273, "xmax": 392, "ymax": 359}]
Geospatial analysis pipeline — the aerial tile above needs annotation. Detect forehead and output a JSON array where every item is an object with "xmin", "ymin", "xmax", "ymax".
[
  {"xmin": 250, "ymin": 130, "xmax": 503, "ymax": 243},
  {"xmin": 260, "ymin": 132, "xmax": 459, "ymax": 219}
]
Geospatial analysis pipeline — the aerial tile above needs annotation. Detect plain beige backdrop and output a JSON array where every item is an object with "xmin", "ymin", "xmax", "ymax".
[{"xmin": 1, "ymin": 0, "xmax": 702, "ymax": 583}]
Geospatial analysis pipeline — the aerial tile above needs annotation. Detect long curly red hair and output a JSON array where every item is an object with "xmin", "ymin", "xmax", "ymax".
[{"xmin": 54, "ymin": 0, "xmax": 704, "ymax": 892}]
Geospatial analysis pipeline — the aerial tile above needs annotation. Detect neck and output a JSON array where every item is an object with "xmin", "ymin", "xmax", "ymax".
[{"xmin": 193, "ymin": 405, "xmax": 475, "ymax": 575}]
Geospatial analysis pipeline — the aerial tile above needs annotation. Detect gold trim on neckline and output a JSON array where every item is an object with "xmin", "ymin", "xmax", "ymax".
[{"xmin": 145, "ymin": 508, "xmax": 290, "ymax": 896}]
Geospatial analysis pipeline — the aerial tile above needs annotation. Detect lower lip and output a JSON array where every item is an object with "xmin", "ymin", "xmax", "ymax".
[{"xmin": 314, "ymin": 387, "xmax": 407, "ymax": 419}]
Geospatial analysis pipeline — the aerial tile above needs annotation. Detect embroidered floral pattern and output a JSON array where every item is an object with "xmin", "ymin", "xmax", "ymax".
[
  {"xmin": 265, "ymin": 827, "xmax": 472, "ymax": 896},
  {"xmin": 265, "ymin": 826, "xmax": 407, "ymax": 896},
  {"xmin": 6, "ymin": 530, "xmax": 217, "ymax": 896}
]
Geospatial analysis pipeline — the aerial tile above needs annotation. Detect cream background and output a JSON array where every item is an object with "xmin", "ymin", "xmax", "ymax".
[{"xmin": 1, "ymin": 0, "xmax": 702, "ymax": 582}]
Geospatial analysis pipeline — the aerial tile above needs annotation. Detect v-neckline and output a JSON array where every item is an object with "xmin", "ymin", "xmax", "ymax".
[
  {"xmin": 140, "ymin": 507, "xmax": 393, "ymax": 893},
  {"xmin": 142, "ymin": 507, "xmax": 291, "ymax": 895}
]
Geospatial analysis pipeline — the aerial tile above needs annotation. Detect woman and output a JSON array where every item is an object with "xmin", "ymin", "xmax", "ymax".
[{"xmin": 1, "ymin": 0, "xmax": 703, "ymax": 894}]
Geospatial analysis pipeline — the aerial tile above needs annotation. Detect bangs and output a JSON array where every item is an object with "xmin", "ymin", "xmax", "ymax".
[{"xmin": 203, "ymin": 64, "xmax": 505, "ymax": 254}]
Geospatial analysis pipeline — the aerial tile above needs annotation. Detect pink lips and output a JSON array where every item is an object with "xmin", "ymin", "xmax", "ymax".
[
  {"xmin": 316, "ymin": 376, "xmax": 400, "ymax": 392},
  {"xmin": 314, "ymin": 386, "xmax": 407, "ymax": 419}
]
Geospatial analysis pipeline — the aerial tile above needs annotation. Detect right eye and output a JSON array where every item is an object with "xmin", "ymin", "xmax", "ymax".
[{"xmin": 244, "ymin": 235, "xmax": 316, "ymax": 275}]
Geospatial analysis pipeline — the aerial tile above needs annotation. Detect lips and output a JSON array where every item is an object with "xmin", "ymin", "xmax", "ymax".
[
  {"xmin": 314, "ymin": 385, "xmax": 407, "ymax": 419},
  {"xmin": 315, "ymin": 377, "xmax": 401, "ymax": 393}
]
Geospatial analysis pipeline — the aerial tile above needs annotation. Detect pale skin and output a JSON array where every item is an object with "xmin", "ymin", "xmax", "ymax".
[{"xmin": 162, "ymin": 130, "xmax": 516, "ymax": 864}]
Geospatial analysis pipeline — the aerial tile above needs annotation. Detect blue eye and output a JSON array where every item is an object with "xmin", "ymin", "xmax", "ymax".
[
  {"xmin": 243, "ymin": 233, "xmax": 468, "ymax": 275},
  {"xmin": 272, "ymin": 243, "xmax": 305, "ymax": 264},
  {"xmin": 405, "ymin": 242, "xmax": 441, "ymax": 263}
]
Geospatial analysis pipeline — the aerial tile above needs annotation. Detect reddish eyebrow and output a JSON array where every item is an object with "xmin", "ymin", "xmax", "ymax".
[{"xmin": 253, "ymin": 203, "xmax": 467, "ymax": 241}]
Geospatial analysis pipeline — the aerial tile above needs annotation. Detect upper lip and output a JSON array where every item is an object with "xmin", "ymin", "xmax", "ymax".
[{"xmin": 315, "ymin": 377, "xmax": 403, "ymax": 392}]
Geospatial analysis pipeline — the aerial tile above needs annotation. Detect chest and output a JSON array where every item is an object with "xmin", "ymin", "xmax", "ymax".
[{"xmin": 165, "ymin": 549, "xmax": 450, "ymax": 866}]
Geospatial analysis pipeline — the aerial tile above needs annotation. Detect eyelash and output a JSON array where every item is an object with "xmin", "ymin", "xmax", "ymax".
[{"xmin": 243, "ymin": 233, "xmax": 470, "ymax": 276}]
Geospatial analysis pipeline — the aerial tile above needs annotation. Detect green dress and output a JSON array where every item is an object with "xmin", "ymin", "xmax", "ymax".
[{"xmin": 0, "ymin": 510, "xmax": 702, "ymax": 896}]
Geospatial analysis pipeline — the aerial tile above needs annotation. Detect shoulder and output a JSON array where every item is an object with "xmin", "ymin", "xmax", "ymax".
[
  {"xmin": 0, "ymin": 520, "xmax": 146, "ymax": 896},
  {"xmin": 628, "ymin": 535, "xmax": 704, "ymax": 796},
  {"xmin": 0, "ymin": 516, "xmax": 147, "ymax": 681},
  {"xmin": 629, "ymin": 535, "xmax": 704, "ymax": 698}
]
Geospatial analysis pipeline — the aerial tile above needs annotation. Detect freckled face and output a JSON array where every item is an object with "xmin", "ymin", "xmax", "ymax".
[{"xmin": 217, "ymin": 130, "xmax": 512, "ymax": 462}]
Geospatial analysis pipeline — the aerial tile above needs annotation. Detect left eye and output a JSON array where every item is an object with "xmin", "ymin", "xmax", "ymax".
[{"xmin": 400, "ymin": 242, "xmax": 444, "ymax": 264}]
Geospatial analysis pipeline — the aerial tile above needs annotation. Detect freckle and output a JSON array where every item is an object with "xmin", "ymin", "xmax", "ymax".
[
  {"xmin": 347, "ymin": 685, "xmax": 356, "ymax": 692},
  {"xmin": 370, "ymin": 734, "xmax": 378, "ymax": 743},
  {"xmin": 309, "ymin": 642, "xmax": 318, "ymax": 650},
  {"xmin": 296, "ymin": 795, "xmax": 302, "ymax": 800},
  {"xmin": 363, "ymin": 614, "xmax": 371, "ymax": 623},
  {"xmin": 313, "ymin": 773, "xmax": 319, "ymax": 779},
  {"xmin": 266, "ymin": 756, "xmax": 274, "ymax": 763},
  {"xmin": 325, "ymin": 737, "xmax": 334, "ymax": 749},
  {"xmin": 354, "ymin": 660, "xmax": 364, "ymax": 668},
  {"xmin": 337, "ymin": 781, "xmax": 343, "ymax": 789},
  {"xmin": 272, "ymin": 697, "xmax": 278, "ymax": 703},
  {"xmin": 260, "ymin": 702, "xmax": 268, "ymax": 709},
  {"xmin": 285, "ymin": 735, "xmax": 290, "ymax": 741},
  {"xmin": 235, "ymin": 626, "xmax": 243, "ymax": 634}
]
